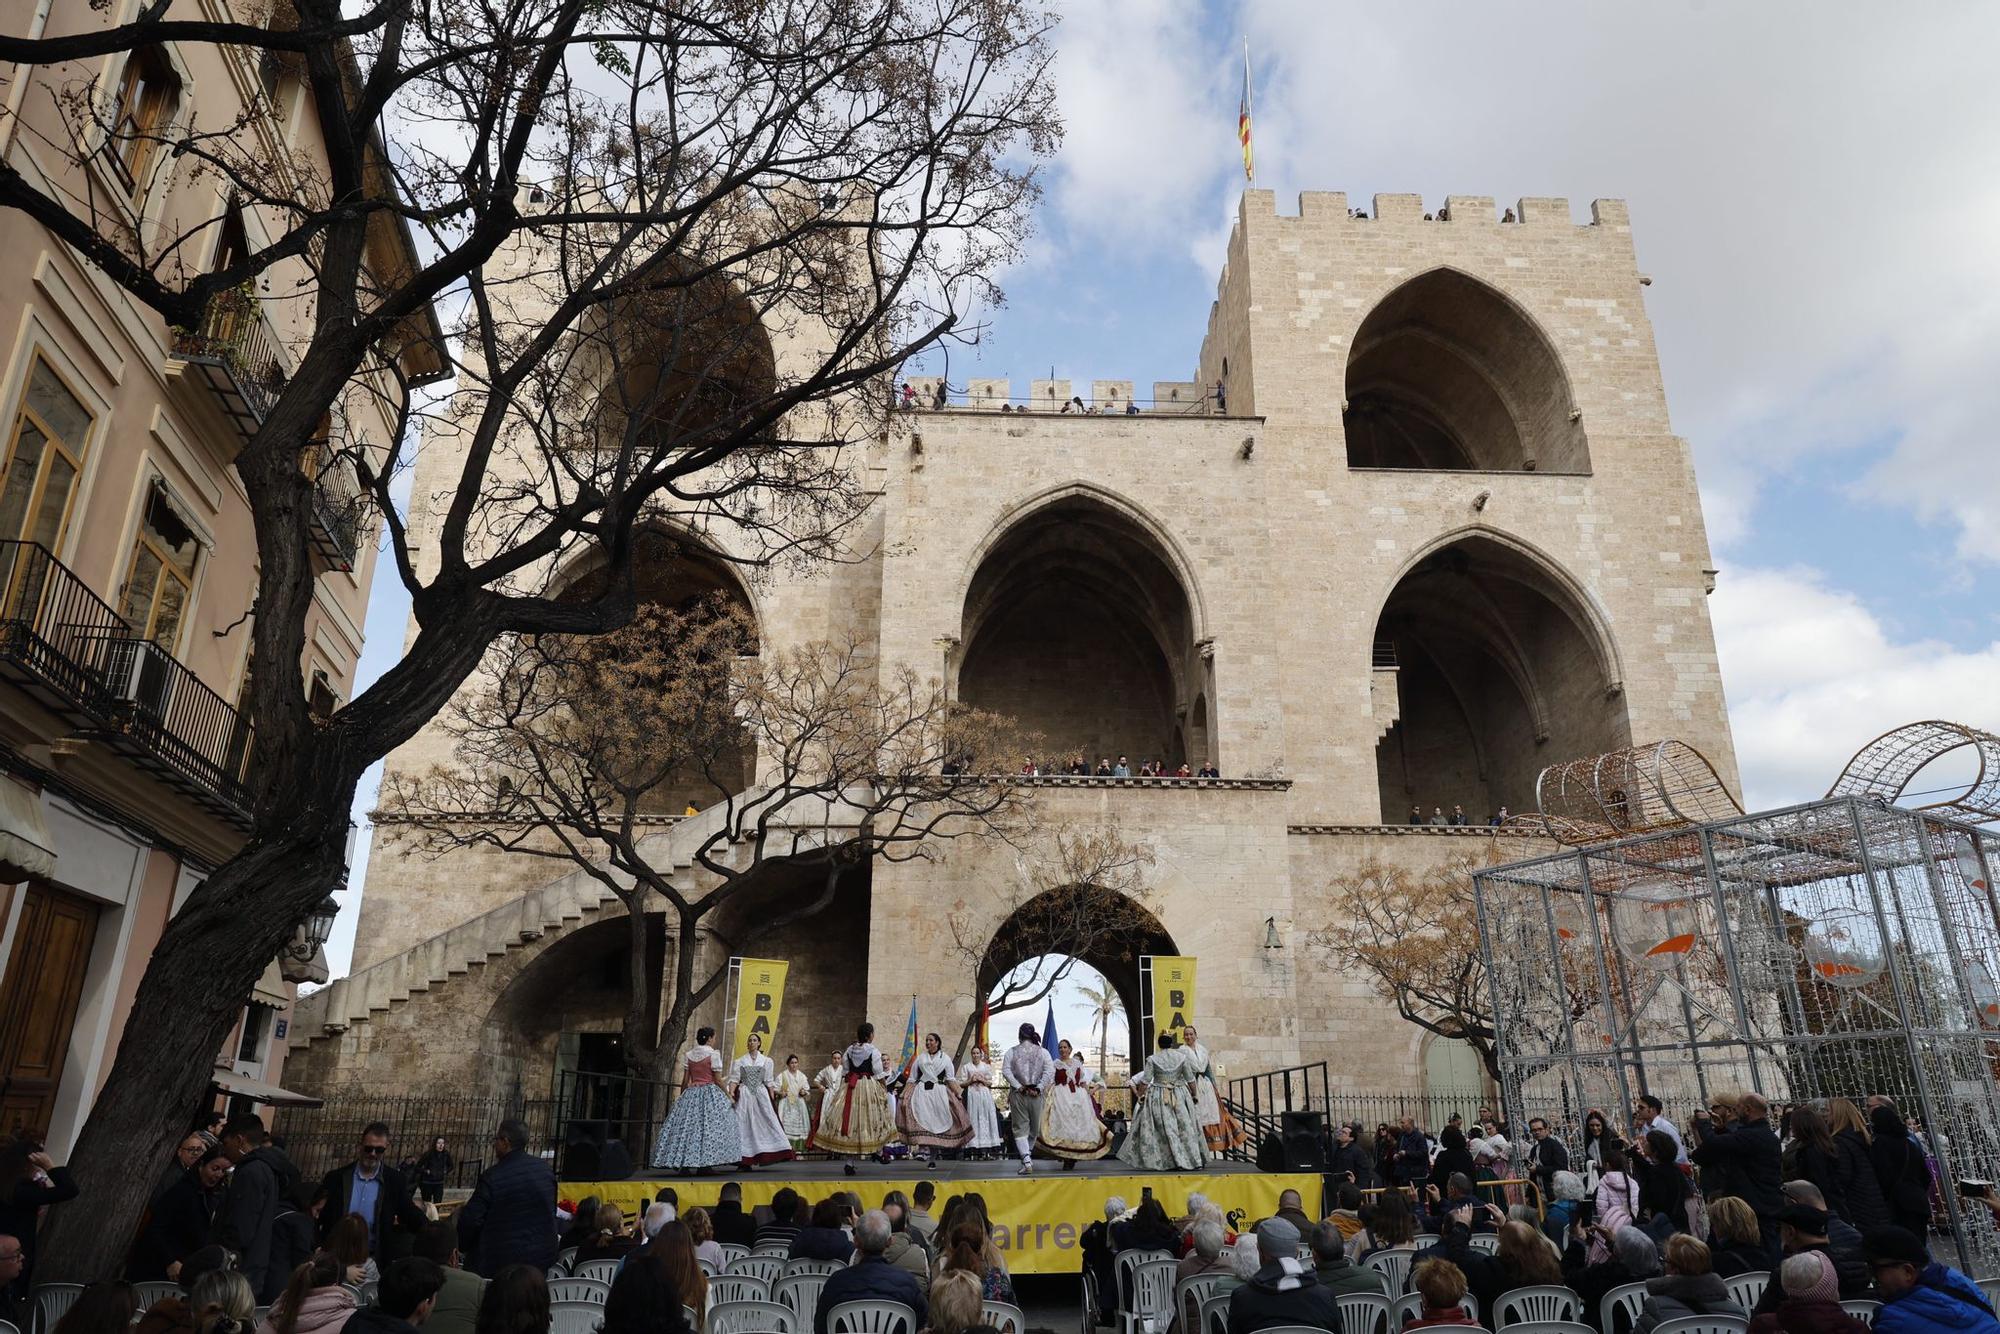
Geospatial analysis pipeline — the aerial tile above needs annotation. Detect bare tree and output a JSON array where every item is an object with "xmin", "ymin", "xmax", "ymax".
[
  {"xmin": 944, "ymin": 821, "xmax": 1157, "ymax": 1062},
  {"xmin": 382, "ymin": 594, "xmax": 1038, "ymax": 1083},
  {"xmin": 4, "ymin": 0, "xmax": 1056, "ymax": 1278}
]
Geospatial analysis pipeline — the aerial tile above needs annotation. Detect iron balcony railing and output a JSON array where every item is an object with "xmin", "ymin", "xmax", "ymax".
[
  {"xmin": 0, "ymin": 540, "xmax": 255, "ymax": 824},
  {"xmin": 307, "ymin": 443, "xmax": 364, "ymax": 572},
  {"xmin": 171, "ymin": 285, "xmax": 289, "ymax": 436}
]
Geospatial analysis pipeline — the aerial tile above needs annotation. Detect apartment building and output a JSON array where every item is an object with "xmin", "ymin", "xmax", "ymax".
[{"xmin": 0, "ymin": 1, "xmax": 445, "ymax": 1151}]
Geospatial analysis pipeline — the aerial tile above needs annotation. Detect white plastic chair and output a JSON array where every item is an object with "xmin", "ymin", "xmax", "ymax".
[
  {"xmin": 784, "ymin": 1259, "xmax": 844, "ymax": 1279},
  {"xmin": 1720, "ymin": 1272, "xmax": 1766, "ymax": 1311},
  {"xmin": 1176, "ymin": 1274, "xmax": 1237, "ymax": 1334},
  {"xmin": 827, "ymin": 1300, "xmax": 917, "ymax": 1334},
  {"xmin": 549, "ymin": 1300, "xmax": 603, "ymax": 1334},
  {"xmin": 729, "ymin": 1255, "xmax": 785, "ymax": 1287},
  {"xmin": 774, "ymin": 1275, "xmax": 827, "ymax": 1325},
  {"xmin": 1499, "ymin": 1324, "xmax": 1593, "ymax": 1334},
  {"xmin": 698, "ymin": 1258, "xmax": 719, "ymax": 1278},
  {"xmin": 1649, "ymin": 1319, "xmax": 1747, "ymax": 1334},
  {"xmin": 707, "ymin": 1300, "xmax": 798, "ymax": 1334},
  {"xmin": 2, "ymin": 1318, "xmax": 20, "ymax": 1334},
  {"xmin": 1120, "ymin": 1258, "xmax": 1179, "ymax": 1334},
  {"xmin": 1334, "ymin": 1292, "xmax": 1388, "ymax": 1334},
  {"xmin": 1196, "ymin": 1291, "xmax": 1232, "ymax": 1334},
  {"xmin": 1115, "ymin": 1249, "xmax": 1176, "ymax": 1311},
  {"xmin": 1364, "ymin": 1249, "xmax": 1414, "ymax": 1294},
  {"xmin": 1413, "ymin": 1234, "xmax": 1441, "ymax": 1249},
  {"xmin": 1493, "ymin": 1285, "xmax": 1582, "ymax": 1327},
  {"xmin": 556, "ymin": 1246, "xmax": 580, "ymax": 1275},
  {"xmin": 1600, "ymin": 1280, "xmax": 1648, "ymax": 1334},
  {"xmin": 354, "ymin": 1282, "xmax": 379, "ymax": 1311},
  {"xmin": 710, "ymin": 1275, "xmax": 771, "ymax": 1306},
  {"xmin": 547, "ymin": 1278, "xmax": 611, "ymax": 1305},
  {"xmin": 982, "ymin": 1301, "xmax": 1027, "ymax": 1334},
  {"xmin": 1082, "ymin": 1266, "xmax": 1104, "ymax": 1334},
  {"xmin": 574, "ymin": 1259, "xmax": 623, "ymax": 1285},
  {"xmin": 682, "ymin": 1306, "xmax": 698, "ymax": 1331},
  {"xmin": 752, "ymin": 1240, "xmax": 792, "ymax": 1258},
  {"xmin": 1467, "ymin": 1234, "xmax": 1501, "ymax": 1255},
  {"xmin": 130, "ymin": 1283, "xmax": 181, "ymax": 1312},
  {"xmin": 1392, "ymin": 1292, "xmax": 1478, "ymax": 1327},
  {"xmin": 718, "ymin": 1243, "xmax": 751, "ymax": 1265},
  {"xmin": 1840, "ymin": 1302, "xmax": 1878, "ymax": 1328}
]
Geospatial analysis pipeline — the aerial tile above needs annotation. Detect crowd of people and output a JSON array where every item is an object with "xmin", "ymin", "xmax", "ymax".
[
  {"xmin": 649, "ymin": 1023, "xmax": 1245, "ymax": 1178},
  {"xmin": 1014, "ymin": 756, "xmax": 1224, "ymax": 780},
  {"xmin": 1406, "ymin": 804, "xmax": 1512, "ymax": 828}
]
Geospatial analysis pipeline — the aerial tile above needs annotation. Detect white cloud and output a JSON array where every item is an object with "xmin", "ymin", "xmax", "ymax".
[{"xmin": 1710, "ymin": 565, "xmax": 2000, "ymax": 809}]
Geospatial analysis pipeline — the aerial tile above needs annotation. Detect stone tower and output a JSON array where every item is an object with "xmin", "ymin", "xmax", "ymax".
[{"xmin": 287, "ymin": 189, "xmax": 1736, "ymax": 1105}]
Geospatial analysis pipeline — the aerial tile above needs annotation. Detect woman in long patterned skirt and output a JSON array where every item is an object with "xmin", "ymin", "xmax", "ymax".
[
  {"xmin": 728, "ymin": 1033, "xmax": 796, "ymax": 1167},
  {"xmin": 1117, "ymin": 1033, "xmax": 1206, "ymax": 1171},
  {"xmin": 897, "ymin": 1032, "xmax": 972, "ymax": 1157},
  {"xmin": 775, "ymin": 1053, "xmax": 814, "ymax": 1153},
  {"xmin": 1038, "ymin": 1039, "xmax": 1111, "ymax": 1165},
  {"xmin": 811, "ymin": 1049, "xmax": 843, "ymax": 1146},
  {"xmin": 1183, "ymin": 1024, "xmax": 1247, "ymax": 1157},
  {"xmin": 815, "ymin": 1022, "xmax": 895, "ymax": 1172},
  {"xmin": 959, "ymin": 1045, "xmax": 1004, "ymax": 1159},
  {"xmin": 651, "ymin": 1027, "xmax": 742, "ymax": 1171}
]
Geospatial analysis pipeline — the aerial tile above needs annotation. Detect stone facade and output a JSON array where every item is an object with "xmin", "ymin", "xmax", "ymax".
[{"xmin": 289, "ymin": 189, "xmax": 1737, "ymax": 1107}]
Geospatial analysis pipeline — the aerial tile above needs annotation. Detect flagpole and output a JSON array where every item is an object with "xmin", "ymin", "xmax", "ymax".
[{"xmin": 1242, "ymin": 36, "xmax": 1254, "ymax": 185}]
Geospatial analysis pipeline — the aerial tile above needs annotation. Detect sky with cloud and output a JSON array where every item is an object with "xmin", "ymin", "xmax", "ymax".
[{"xmin": 323, "ymin": 3, "xmax": 2000, "ymax": 1044}]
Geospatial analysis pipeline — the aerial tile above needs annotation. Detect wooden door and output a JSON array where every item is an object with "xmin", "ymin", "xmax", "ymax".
[{"xmin": 0, "ymin": 883, "xmax": 99, "ymax": 1136}]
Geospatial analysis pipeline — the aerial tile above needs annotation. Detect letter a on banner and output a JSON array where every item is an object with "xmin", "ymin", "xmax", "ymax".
[
  {"xmin": 1143, "ymin": 955, "xmax": 1197, "ymax": 1045},
  {"xmin": 730, "ymin": 957, "xmax": 789, "ymax": 1059}
]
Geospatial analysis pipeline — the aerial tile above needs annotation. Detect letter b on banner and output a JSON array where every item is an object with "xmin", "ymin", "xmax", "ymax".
[
  {"xmin": 1144, "ymin": 956, "xmax": 1197, "ymax": 1045},
  {"xmin": 732, "ymin": 958, "xmax": 789, "ymax": 1058}
]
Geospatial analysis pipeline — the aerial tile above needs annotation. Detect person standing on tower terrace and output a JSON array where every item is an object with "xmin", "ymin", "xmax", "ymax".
[
  {"xmin": 1002, "ymin": 1023, "xmax": 1054, "ymax": 1175},
  {"xmin": 817, "ymin": 1023, "xmax": 895, "ymax": 1174}
]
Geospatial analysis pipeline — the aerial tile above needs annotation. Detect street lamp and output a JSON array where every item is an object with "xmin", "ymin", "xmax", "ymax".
[
  {"xmin": 287, "ymin": 895, "xmax": 340, "ymax": 961},
  {"xmin": 1263, "ymin": 916, "xmax": 1282, "ymax": 950}
]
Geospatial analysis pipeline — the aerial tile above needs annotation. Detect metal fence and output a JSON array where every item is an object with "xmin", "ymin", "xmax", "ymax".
[
  {"xmin": 273, "ymin": 1093, "xmax": 554, "ymax": 1189},
  {"xmin": 1222, "ymin": 1062, "xmax": 1494, "ymax": 1163},
  {"xmin": 1474, "ymin": 795, "xmax": 2000, "ymax": 1273}
]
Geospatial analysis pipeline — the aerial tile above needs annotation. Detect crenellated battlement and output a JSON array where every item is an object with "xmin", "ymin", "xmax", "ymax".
[
  {"xmin": 896, "ymin": 375, "xmax": 1220, "ymax": 415},
  {"xmin": 1249, "ymin": 188, "xmax": 1629, "ymax": 229}
]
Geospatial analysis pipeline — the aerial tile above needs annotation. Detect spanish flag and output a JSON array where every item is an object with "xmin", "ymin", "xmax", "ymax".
[{"xmin": 1238, "ymin": 39, "xmax": 1254, "ymax": 183}]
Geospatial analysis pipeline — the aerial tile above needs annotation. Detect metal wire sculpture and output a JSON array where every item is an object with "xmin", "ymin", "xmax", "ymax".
[
  {"xmin": 1827, "ymin": 720, "xmax": 2000, "ymax": 824},
  {"xmin": 1534, "ymin": 739, "xmax": 1742, "ymax": 846}
]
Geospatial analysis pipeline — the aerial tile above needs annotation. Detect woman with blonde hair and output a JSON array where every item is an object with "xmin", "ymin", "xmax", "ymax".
[
  {"xmin": 923, "ymin": 1269, "xmax": 985, "ymax": 1334},
  {"xmin": 576, "ymin": 1201, "xmax": 638, "ymax": 1263},
  {"xmin": 1635, "ymin": 1235, "xmax": 1737, "ymax": 1333},
  {"xmin": 1705, "ymin": 1195, "xmax": 1768, "ymax": 1277},
  {"xmin": 1824, "ymin": 1098, "xmax": 1892, "ymax": 1229},
  {"xmin": 1491, "ymin": 1219, "xmax": 1563, "ymax": 1290},
  {"xmin": 257, "ymin": 1256, "xmax": 355, "ymax": 1334},
  {"xmin": 188, "ymin": 1271, "xmax": 255, "ymax": 1334},
  {"xmin": 685, "ymin": 1206, "xmax": 725, "ymax": 1271}
]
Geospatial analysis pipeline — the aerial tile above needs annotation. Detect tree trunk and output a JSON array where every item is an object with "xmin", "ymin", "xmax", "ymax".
[
  {"xmin": 620, "ymin": 892, "xmax": 661, "ymax": 1080},
  {"xmin": 37, "ymin": 827, "xmax": 348, "ymax": 1281}
]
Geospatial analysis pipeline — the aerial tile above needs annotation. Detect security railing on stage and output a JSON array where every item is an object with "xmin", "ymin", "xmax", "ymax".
[
  {"xmin": 1473, "ymin": 795, "xmax": 2000, "ymax": 1272},
  {"xmin": 1222, "ymin": 1061, "xmax": 1492, "ymax": 1163}
]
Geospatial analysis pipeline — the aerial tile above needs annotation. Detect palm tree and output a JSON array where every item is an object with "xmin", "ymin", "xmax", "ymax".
[{"xmin": 1078, "ymin": 980, "xmax": 1125, "ymax": 1070}]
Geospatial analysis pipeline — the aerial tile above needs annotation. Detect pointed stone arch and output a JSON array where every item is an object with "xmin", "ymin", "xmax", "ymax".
[{"xmin": 1344, "ymin": 267, "xmax": 1589, "ymax": 473}]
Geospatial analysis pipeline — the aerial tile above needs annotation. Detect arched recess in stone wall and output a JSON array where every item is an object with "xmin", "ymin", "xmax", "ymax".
[
  {"xmin": 957, "ymin": 490, "xmax": 1207, "ymax": 769},
  {"xmin": 550, "ymin": 527, "xmax": 763, "ymax": 812},
  {"xmin": 1373, "ymin": 531, "xmax": 1628, "ymax": 822},
  {"xmin": 978, "ymin": 883, "xmax": 1178, "ymax": 1077},
  {"xmin": 1343, "ymin": 268, "xmax": 1588, "ymax": 473}
]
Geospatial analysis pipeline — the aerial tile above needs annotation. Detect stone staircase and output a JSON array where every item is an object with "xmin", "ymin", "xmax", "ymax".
[{"xmin": 289, "ymin": 789, "xmax": 861, "ymax": 1048}]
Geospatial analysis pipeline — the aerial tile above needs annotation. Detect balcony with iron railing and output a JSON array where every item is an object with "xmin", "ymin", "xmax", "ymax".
[
  {"xmin": 171, "ymin": 284, "xmax": 289, "ymax": 436},
  {"xmin": 0, "ymin": 541, "xmax": 255, "ymax": 826},
  {"xmin": 306, "ymin": 442, "xmax": 364, "ymax": 573}
]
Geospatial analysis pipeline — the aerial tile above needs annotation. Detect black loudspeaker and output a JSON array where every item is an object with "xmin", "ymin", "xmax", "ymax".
[
  {"xmin": 1256, "ymin": 1132, "xmax": 1287, "ymax": 1173},
  {"xmin": 562, "ymin": 1119, "xmax": 634, "ymax": 1180},
  {"xmin": 1280, "ymin": 1110, "xmax": 1326, "ymax": 1171}
]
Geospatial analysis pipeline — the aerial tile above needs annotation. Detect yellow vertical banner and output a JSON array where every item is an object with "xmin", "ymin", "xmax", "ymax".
[
  {"xmin": 1148, "ymin": 955, "xmax": 1197, "ymax": 1044},
  {"xmin": 732, "ymin": 957, "xmax": 788, "ymax": 1059}
]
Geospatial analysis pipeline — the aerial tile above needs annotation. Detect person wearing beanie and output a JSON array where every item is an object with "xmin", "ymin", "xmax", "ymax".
[
  {"xmin": 1747, "ymin": 1250, "xmax": 1869, "ymax": 1334},
  {"xmin": 1864, "ymin": 1225, "xmax": 2000, "ymax": 1334},
  {"xmin": 1225, "ymin": 1218, "xmax": 1339, "ymax": 1334}
]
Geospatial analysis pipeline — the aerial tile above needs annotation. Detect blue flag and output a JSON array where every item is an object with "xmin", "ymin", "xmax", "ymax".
[
  {"xmin": 896, "ymin": 996, "xmax": 919, "ymax": 1081},
  {"xmin": 1041, "ymin": 999, "xmax": 1060, "ymax": 1060}
]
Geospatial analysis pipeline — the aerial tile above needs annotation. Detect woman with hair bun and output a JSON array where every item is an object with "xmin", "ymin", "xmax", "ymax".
[{"xmin": 649, "ymin": 1026, "xmax": 743, "ymax": 1172}]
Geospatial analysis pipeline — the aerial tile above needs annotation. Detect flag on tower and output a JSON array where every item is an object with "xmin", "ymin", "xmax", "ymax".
[
  {"xmin": 1041, "ymin": 998, "xmax": 1061, "ymax": 1061},
  {"xmin": 896, "ymin": 996, "xmax": 919, "ymax": 1082},
  {"xmin": 1238, "ymin": 38, "xmax": 1255, "ymax": 184},
  {"xmin": 977, "ymin": 998, "xmax": 989, "ymax": 1053}
]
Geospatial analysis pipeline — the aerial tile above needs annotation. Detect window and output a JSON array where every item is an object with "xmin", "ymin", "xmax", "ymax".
[
  {"xmin": 307, "ymin": 667, "xmax": 337, "ymax": 719},
  {"xmin": 236, "ymin": 1003, "xmax": 270, "ymax": 1063},
  {"xmin": 104, "ymin": 47, "xmax": 181, "ymax": 199},
  {"xmin": 0, "ymin": 355, "xmax": 95, "ymax": 598},
  {"xmin": 119, "ymin": 483, "xmax": 201, "ymax": 648}
]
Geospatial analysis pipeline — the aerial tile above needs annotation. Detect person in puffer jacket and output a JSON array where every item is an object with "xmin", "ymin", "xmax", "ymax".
[
  {"xmin": 1636, "ymin": 1235, "xmax": 1745, "ymax": 1333},
  {"xmin": 255, "ymin": 1254, "xmax": 358, "ymax": 1334},
  {"xmin": 1864, "ymin": 1225, "xmax": 2000, "ymax": 1334}
]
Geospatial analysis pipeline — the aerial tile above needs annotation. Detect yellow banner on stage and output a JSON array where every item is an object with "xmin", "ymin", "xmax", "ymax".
[
  {"xmin": 1148, "ymin": 955, "xmax": 1197, "ymax": 1045},
  {"xmin": 572, "ymin": 1171, "xmax": 1319, "ymax": 1275},
  {"xmin": 732, "ymin": 957, "xmax": 788, "ymax": 1059}
]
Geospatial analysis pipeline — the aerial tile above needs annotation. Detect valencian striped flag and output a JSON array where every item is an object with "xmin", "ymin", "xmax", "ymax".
[
  {"xmin": 895, "ymin": 995, "xmax": 919, "ymax": 1081},
  {"xmin": 1238, "ymin": 38, "xmax": 1254, "ymax": 183}
]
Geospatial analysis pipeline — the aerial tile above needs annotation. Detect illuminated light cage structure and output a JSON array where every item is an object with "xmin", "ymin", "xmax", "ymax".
[{"xmin": 1474, "ymin": 795, "xmax": 2000, "ymax": 1271}]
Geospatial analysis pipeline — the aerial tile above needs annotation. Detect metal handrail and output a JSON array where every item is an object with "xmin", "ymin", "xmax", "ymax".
[
  {"xmin": 172, "ymin": 286, "xmax": 289, "ymax": 424},
  {"xmin": 94, "ymin": 634, "xmax": 255, "ymax": 805},
  {"xmin": 307, "ymin": 442, "xmax": 365, "ymax": 570},
  {"xmin": 0, "ymin": 540, "xmax": 129, "ymax": 703}
]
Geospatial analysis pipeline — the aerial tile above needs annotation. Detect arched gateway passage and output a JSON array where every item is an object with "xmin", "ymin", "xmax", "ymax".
[
  {"xmin": 1375, "ymin": 534, "xmax": 1628, "ymax": 821},
  {"xmin": 958, "ymin": 495, "xmax": 1206, "ymax": 769},
  {"xmin": 976, "ymin": 884, "xmax": 1176, "ymax": 1077},
  {"xmin": 1344, "ymin": 269, "xmax": 1588, "ymax": 473}
]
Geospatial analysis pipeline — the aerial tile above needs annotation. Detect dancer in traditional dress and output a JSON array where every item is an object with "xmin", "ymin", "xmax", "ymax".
[
  {"xmin": 815, "ymin": 1022, "xmax": 895, "ymax": 1172},
  {"xmin": 1039, "ymin": 1039, "xmax": 1111, "ymax": 1166},
  {"xmin": 1118, "ymin": 1032, "xmax": 1206, "ymax": 1171},
  {"xmin": 775, "ymin": 1054, "xmax": 814, "ymax": 1153},
  {"xmin": 650, "ymin": 1026, "xmax": 743, "ymax": 1171},
  {"xmin": 960, "ymin": 1044, "xmax": 1003, "ymax": 1159},
  {"xmin": 811, "ymin": 1049, "xmax": 842, "ymax": 1146},
  {"xmin": 897, "ymin": 1032, "xmax": 972, "ymax": 1158},
  {"xmin": 727, "ymin": 1032, "xmax": 795, "ymax": 1167},
  {"xmin": 1001, "ymin": 1023, "xmax": 1054, "ymax": 1175},
  {"xmin": 1182, "ymin": 1024, "xmax": 1247, "ymax": 1157}
]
